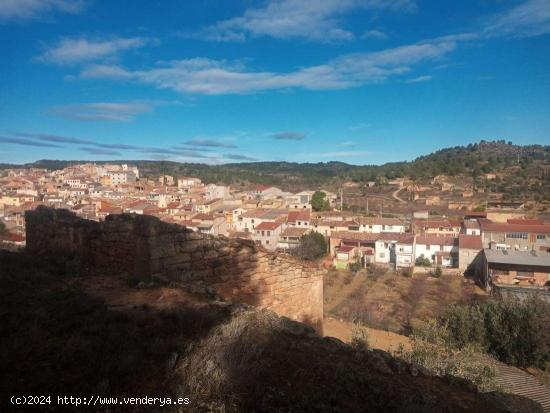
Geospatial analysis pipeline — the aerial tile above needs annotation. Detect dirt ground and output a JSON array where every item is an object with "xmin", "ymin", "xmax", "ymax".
[
  {"xmin": 323, "ymin": 316, "xmax": 411, "ymax": 352},
  {"xmin": 324, "ymin": 268, "xmax": 487, "ymax": 334}
]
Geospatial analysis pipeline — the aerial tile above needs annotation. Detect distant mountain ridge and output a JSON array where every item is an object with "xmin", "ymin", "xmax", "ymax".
[{"xmin": 2, "ymin": 141, "xmax": 549, "ymax": 196}]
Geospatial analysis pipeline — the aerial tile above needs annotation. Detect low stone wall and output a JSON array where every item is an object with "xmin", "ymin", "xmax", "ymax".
[{"xmin": 26, "ymin": 206, "xmax": 324, "ymax": 332}]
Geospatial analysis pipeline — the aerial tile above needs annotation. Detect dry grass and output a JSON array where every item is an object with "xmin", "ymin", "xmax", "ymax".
[{"xmin": 324, "ymin": 268, "xmax": 487, "ymax": 334}]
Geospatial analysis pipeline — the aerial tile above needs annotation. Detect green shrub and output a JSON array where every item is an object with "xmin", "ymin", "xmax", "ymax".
[
  {"xmin": 349, "ymin": 260, "xmax": 363, "ymax": 272},
  {"xmin": 432, "ymin": 266, "xmax": 442, "ymax": 278},
  {"xmin": 291, "ymin": 232, "xmax": 327, "ymax": 261},
  {"xmin": 441, "ymin": 298, "xmax": 550, "ymax": 369},
  {"xmin": 351, "ymin": 323, "xmax": 370, "ymax": 351},
  {"xmin": 415, "ymin": 255, "xmax": 431, "ymax": 267},
  {"xmin": 394, "ymin": 319, "xmax": 498, "ymax": 392}
]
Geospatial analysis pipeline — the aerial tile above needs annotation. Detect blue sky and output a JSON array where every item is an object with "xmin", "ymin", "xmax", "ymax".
[{"xmin": 0, "ymin": 0, "xmax": 549, "ymax": 165}]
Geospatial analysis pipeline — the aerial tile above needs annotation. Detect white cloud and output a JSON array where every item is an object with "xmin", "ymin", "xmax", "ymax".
[
  {"xmin": 361, "ymin": 29, "xmax": 389, "ymax": 40},
  {"xmin": 38, "ymin": 37, "xmax": 150, "ymax": 65},
  {"xmin": 0, "ymin": 0, "xmax": 85, "ymax": 22},
  {"xmin": 81, "ymin": 38, "xmax": 457, "ymax": 95},
  {"xmin": 192, "ymin": 0, "xmax": 415, "ymax": 42},
  {"xmin": 405, "ymin": 75, "xmax": 432, "ymax": 83},
  {"xmin": 50, "ymin": 102, "xmax": 155, "ymax": 121},
  {"xmin": 80, "ymin": 64, "xmax": 134, "ymax": 79},
  {"xmin": 484, "ymin": 0, "xmax": 550, "ymax": 38}
]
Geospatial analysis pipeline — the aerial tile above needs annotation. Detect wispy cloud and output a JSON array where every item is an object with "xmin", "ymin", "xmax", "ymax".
[
  {"xmin": 484, "ymin": 0, "xmax": 550, "ymax": 38},
  {"xmin": 0, "ymin": 136, "xmax": 62, "ymax": 148},
  {"xmin": 338, "ymin": 141, "xmax": 358, "ymax": 147},
  {"xmin": 223, "ymin": 154, "xmax": 258, "ymax": 161},
  {"xmin": 79, "ymin": 147, "xmax": 121, "ymax": 156},
  {"xmin": 16, "ymin": 132, "xmax": 92, "ymax": 144},
  {"xmin": 271, "ymin": 131, "xmax": 306, "ymax": 140},
  {"xmin": 189, "ymin": 0, "xmax": 415, "ymax": 43},
  {"xmin": 405, "ymin": 75, "xmax": 432, "ymax": 83},
  {"xmin": 301, "ymin": 150, "xmax": 372, "ymax": 159},
  {"xmin": 80, "ymin": 64, "xmax": 135, "ymax": 79},
  {"xmin": 38, "ymin": 36, "xmax": 150, "ymax": 65},
  {"xmin": 361, "ymin": 29, "xmax": 389, "ymax": 40},
  {"xmin": 50, "ymin": 102, "xmax": 155, "ymax": 122},
  {"xmin": 184, "ymin": 138, "xmax": 237, "ymax": 148},
  {"xmin": 14, "ymin": 132, "xmax": 216, "ymax": 157},
  {"xmin": 81, "ymin": 37, "xmax": 458, "ymax": 95},
  {"xmin": 0, "ymin": 0, "xmax": 86, "ymax": 22}
]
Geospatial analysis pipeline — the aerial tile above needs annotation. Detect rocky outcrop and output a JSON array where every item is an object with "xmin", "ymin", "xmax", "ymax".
[{"xmin": 25, "ymin": 206, "xmax": 324, "ymax": 332}]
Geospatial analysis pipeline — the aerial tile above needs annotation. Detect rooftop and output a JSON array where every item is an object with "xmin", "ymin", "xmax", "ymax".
[
  {"xmin": 485, "ymin": 248, "xmax": 550, "ymax": 267},
  {"xmin": 459, "ymin": 234, "xmax": 483, "ymax": 250}
]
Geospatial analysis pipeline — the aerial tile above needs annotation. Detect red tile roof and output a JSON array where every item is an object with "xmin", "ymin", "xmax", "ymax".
[
  {"xmin": 416, "ymin": 235, "xmax": 457, "ymax": 246},
  {"xmin": 280, "ymin": 227, "xmax": 308, "ymax": 238},
  {"xmin": 459, "ymin": 234, "xmax": 482, "ymax": 250},
  {"xmin": 480, "ymin": 222, "xmax": 550, "ymax": 233},
  {"xmin": 414, "ymin": 219, "xmax": 461, "ymax": 229},
  {"xmin": 507, "ymin": 218, "xmax": 543, "ymax": 225},
  {"xmin": 463, "ymin": 211, "xmax": 487, "ymax": 218},
  {"xmin": 255, "ymin": 221, "xmax": 281, "ymax": 231},
  {"xmin": 287, "ymin": 210, "xmax": 311, "ymax": 222}
]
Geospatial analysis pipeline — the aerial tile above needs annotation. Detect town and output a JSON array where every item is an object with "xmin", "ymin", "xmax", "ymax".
[
  {"xmin": 1, "ymin": 162, "xmax": 549, "ymax": 298},
  {"xmin": 2, "ymin": 1, "xmax": 550, "ymax": 411}
]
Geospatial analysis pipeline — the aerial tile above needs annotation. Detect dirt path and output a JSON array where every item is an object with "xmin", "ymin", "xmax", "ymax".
[
  {"xmin": 392, "ymin": 187, "xmax": 407, "ymax": 204},
  {"xmin": 323, "ymin": 316, "xmax": 411, "ymax": 353}
]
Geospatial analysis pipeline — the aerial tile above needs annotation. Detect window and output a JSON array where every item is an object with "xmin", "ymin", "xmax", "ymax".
[
  {"xmin": 379, "ymin": 252, "xmax": 385, "ymax": 258},
  {"xmin": 266, "ymin": 240, "xmax": 270, "ymax": 245},
  {"xmin": 506, "ymin": 232, "xmax": 528, "ymax": 240},
  {"xmin": 267, "ymin": 231, "xmax": 271, "ymax": 236},
  {"xmin": 537, "ymin": 234, "xmax": 546, "ymax": 242},
  {"xmin": 261, "ymin": 230, "xmax": 265, "ymax": 236}
]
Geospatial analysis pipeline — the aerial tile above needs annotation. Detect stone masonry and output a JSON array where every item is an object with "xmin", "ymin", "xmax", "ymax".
[{"xmin": 25, "ymin": 206, "xmax": 324, "ymax": 332}]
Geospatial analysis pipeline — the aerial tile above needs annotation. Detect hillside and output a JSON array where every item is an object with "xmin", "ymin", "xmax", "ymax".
[
  {"xmin": 0, "ymin": 249, "xmax": 542, "ymax": 413},
  {"xmin": 2, "ymin": 140, "xmax": 549, "ymax": 198}
]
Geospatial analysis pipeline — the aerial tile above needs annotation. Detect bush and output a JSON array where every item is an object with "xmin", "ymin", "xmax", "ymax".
[
  {"xmin": 432, "ymin": 266, "xmax": 442, "ymax": 278},
  {"xmin": 400, "ymin": 267, "xmax": 412, "ymax": 277},
  {"xmin": 442, "ymin": 298, "xmax": 550, "ymax": 369},
  {"xmin": 349, "ymin": 260, "xmax": 363, "ymax": 272},
  {"xmin": 291, "ymin": 232, "xmax": 327, "ymax": 261},
  {"xmin": 415, "ymin": 255, "xmax": 431, "ymax": 267},
  {"xmin": 351, "ymin": 323, "xmax": 370, "ymax": 351},
  {"xmin": 394, "ymin": 320, "xmax": 498, "ymax": 392}
]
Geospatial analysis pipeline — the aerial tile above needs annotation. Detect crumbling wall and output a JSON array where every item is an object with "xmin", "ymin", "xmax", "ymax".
[{"xmin": 26, "ymin": 206, "xmax": 324, "ymax": 332}]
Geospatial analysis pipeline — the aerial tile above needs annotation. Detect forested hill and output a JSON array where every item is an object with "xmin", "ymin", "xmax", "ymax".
[{"xmin": 2, "ymin": 140, "xmax": 549, "ymax": 192}]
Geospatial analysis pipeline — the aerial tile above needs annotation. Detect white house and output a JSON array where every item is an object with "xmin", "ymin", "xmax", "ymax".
[
  {"xmin": 253, "ymin": 221, "xmax": 285, "ymax": 251},
  {"xmin": 357, "ymin": 217, "xmax": 405, "ymax": 234},
  {"xmin": 415, "ymin": 235, "xmax": 458, "ymax": 267}
]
